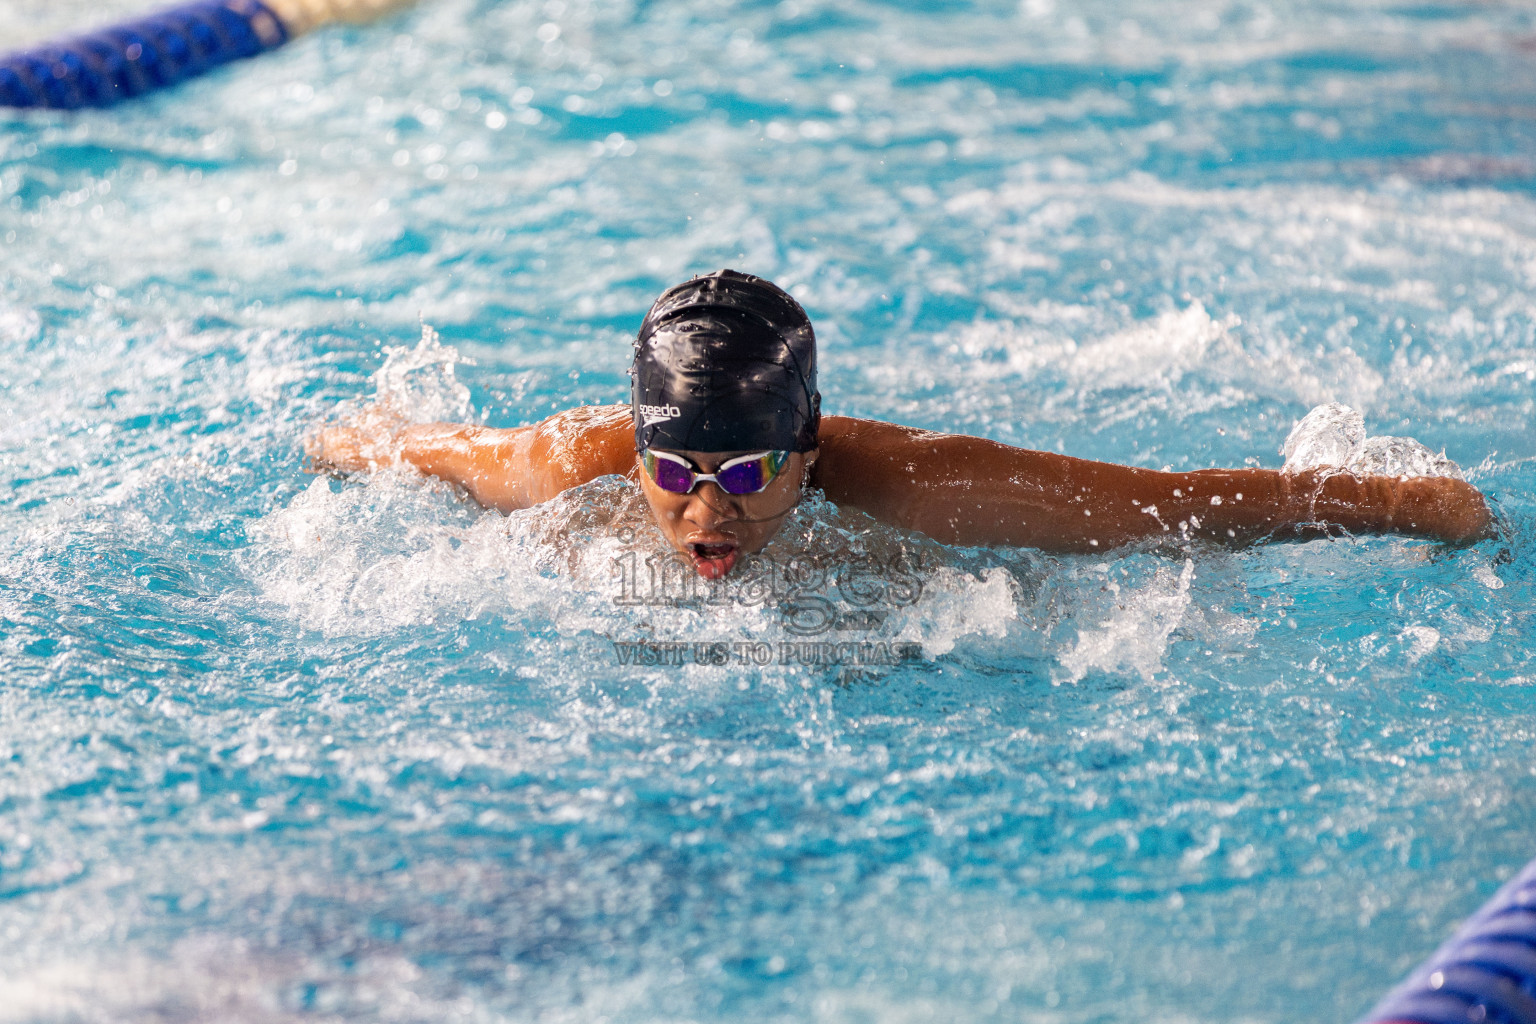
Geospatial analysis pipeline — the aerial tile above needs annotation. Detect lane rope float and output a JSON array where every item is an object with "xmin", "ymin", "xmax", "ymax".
[
  {"xmin": 1360, "ymin": 854, "xmax": 1536, "ymax": 1024},
  {"xmin": 0, "ymin": 0, "xmax": 416, "ymax": 109}
]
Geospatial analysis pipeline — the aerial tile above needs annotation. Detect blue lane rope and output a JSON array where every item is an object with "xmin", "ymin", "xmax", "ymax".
[
  {"xmin": 1360, "ymin": 855, "xmax": 1536, "ymax": 1024},
  {"xmin": 0, "ymin": 0, "xmax": 288, "ymax": 109}
]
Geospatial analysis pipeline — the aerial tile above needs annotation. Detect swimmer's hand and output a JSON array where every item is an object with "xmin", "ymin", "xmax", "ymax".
[
  {"xmin": 304, "ymin": 421, "xmax": 404, "ymax": 475},
  {"xmin": 1267, "ymin": 470, "xmax": 1496, "ymax": 547},
  {"xmin": 1376, "ymin": 474, "xmax": 1495, "ymax": 546}
]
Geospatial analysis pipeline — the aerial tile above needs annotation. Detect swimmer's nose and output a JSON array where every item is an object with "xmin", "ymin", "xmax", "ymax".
[{"xmin": 689, "ymin": 482, "xmax": 742, "ymax": 524}]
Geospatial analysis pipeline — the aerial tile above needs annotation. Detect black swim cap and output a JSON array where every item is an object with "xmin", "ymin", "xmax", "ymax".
[{"xmin": 630, "ymin": 269, "xmax": 820, "ymax": 453}]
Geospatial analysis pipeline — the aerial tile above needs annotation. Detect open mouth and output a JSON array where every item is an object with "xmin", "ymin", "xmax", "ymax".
[{"xmin": 688, "ymin": 541, "xmax": 739, "ymax": 579}]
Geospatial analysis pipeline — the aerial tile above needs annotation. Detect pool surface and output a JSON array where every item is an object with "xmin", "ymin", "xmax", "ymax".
[{"xmin": 2, "ymin": 1, "xmax": 1535, "ymax": 1021}]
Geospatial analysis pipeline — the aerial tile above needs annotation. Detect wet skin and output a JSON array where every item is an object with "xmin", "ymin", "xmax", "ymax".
[
  {"xmin": 634, "ymin": 449, "xmax": 817, "ymax": 579},
  {"xmin": 309, "ymin": 404, "xmax": 1494, "ymax": 576}
]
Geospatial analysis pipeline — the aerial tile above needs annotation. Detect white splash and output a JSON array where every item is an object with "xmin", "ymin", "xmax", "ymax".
[
  {"xmin": 890, "ymin": 566, "xmax": 1018, "ymax": 657},
  {"xmin": 1059, "ymin": 560, "xmax": 1195, "ymax": 683},
  {"xmin": 1472, "ymin": 564, "xmax": 1505, "ymax": 590},
  {"xmin": 1070, "ymin": 302, "xmax": 1240, "ymax": 389},
  {"xmin": 0, "ymin": 302, "xmax": 41, "ymax": 345},
  {"xmin": 1280, "ymin": 403, "xmax": 1365, "ymax": 470},
  {"xmin": 1402, "ymin": 625, "xmax": 1441, "ymax": 663},
  {"xmin": 1347, "ymin": 435, "xmax": 1464, "ymax": 479},
  {"xmin": 366, "ymin": 322, "xmax": 474, "ymax": 425},
  {"xmin": 248, "ymin": 468, "xmax": 1032, "ymax": 665},
  {"xmin": 248, "ymin": 474, "xmax": 535, "ymax": 635},
  {"xmin": 1280, "ymin": 403, "xmax": 1463, "ymax": 478},
  {"xmin": 305, "ymin": 323, "xmax": 478, "ymax": 477}
]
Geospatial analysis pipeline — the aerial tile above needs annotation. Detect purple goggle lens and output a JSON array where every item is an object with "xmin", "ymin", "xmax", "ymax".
[{"xmin": 642, "ymin": 450, "xmax": 789, "ymax": 495}]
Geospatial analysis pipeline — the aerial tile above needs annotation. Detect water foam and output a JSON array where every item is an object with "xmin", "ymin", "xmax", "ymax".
[
  {"xmin": 1281, "ymin": 403, "xmax": 1464, "ymax": 479},
  {"xmin": 889, "ymin": 566, "xmax": 1018, "ymax": 658},
  {"xmin": 1059, "ymin": 559, "xmax": 1196, "ymax": 683},
  {"xmin": 1068, "ymin": 302, "xmax": 1241, "ymax": 391},
  {"xmin": 336, "ymin": 322, "xmax": 475, "ymax": 428}
]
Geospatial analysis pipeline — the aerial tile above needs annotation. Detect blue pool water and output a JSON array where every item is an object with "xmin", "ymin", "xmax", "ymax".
[{"xmin": 3, "ymin": 0, "xmax": 1535, "ymax": 1020}]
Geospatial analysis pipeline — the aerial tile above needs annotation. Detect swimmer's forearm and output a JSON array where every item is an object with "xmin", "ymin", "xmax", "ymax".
[
  {"xmin": 952, "ymin": 457, "xmax": 1492, "ymax": 552},
  {"xmin": 858, "ymin": 449, "xmax": 1303, "ymax": 551},
  {"xmin": 308, "ymin": 422, "xmax": 531, "ymax": 510},
  {"xmin": 393, "ymin": 424, "xmax": 531, "ymax": 510},
  {"xmin": 1059, "ymin": 465, "xmax": 1493, "ymax": 550},
  {"xmin": 903, "ymin": 461, "xmax": 1489, "ymax": 552},
  {"xmin": 1259, "ymin": 470, "xmax": 1492, "ymax": 545}
]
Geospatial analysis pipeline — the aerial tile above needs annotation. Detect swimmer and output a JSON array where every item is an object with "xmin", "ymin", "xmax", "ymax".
[{"xmin": 309, "ymin": 269, "xmax": 1493, "ymax": 578}]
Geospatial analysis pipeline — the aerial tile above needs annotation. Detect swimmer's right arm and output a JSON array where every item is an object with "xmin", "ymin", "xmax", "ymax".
[
  {"xmin": 813, "ymin": 416, "xmax": 1493, "ymax": 551},
  {"xmin": 305, "ymin": 404, "xmax": 637, "ymax": 511}
]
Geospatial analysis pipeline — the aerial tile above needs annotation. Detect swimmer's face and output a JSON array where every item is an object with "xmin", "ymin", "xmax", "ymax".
[{"xmin": 636, "ymin": 448, "xmax": 817, "ymax": 580}]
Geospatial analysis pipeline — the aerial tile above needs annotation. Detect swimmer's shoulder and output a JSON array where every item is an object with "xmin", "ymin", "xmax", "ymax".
[
  {"xmin": 816, "ymin": 415, "xmax": 948, "ymax": 460},
  {"xmin": 813, "ymin": 414, "xmax": 1064, "ymax": 500},
  {"xmin": 812, "ymin": 415, "xmax": 949, "ymax": 500},
  {"xmin": 526, "ymin": 404, "xmax": 637, "ymax": 491},
  {"xmin": 535, "ymin": 403, "xmax": 633, "ymax": 439}
]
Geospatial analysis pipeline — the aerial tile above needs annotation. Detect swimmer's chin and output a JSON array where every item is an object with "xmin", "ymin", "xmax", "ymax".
[{"xmin": 687, "ymin": 541, "xmax": 739, "ymax": 580}]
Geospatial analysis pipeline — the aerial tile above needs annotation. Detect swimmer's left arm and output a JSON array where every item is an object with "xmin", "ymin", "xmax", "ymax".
[
  {"xmin": 305, "ymin": 404, "xmax": 636, "ymax": 511},
  {"xmin": 814, "ymin": 417, "xmax": 1493, "ymax": 552}
]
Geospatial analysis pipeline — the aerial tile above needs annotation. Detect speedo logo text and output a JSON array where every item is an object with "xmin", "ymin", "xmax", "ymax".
[{"xmin": 639, "ymin": 403, "xmax": 680, "ymax": 426}]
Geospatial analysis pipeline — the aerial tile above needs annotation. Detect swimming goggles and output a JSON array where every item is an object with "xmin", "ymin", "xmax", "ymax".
[{"xmin": 642, "ymin": 449, "xmax": 790, "ymax": 495}]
